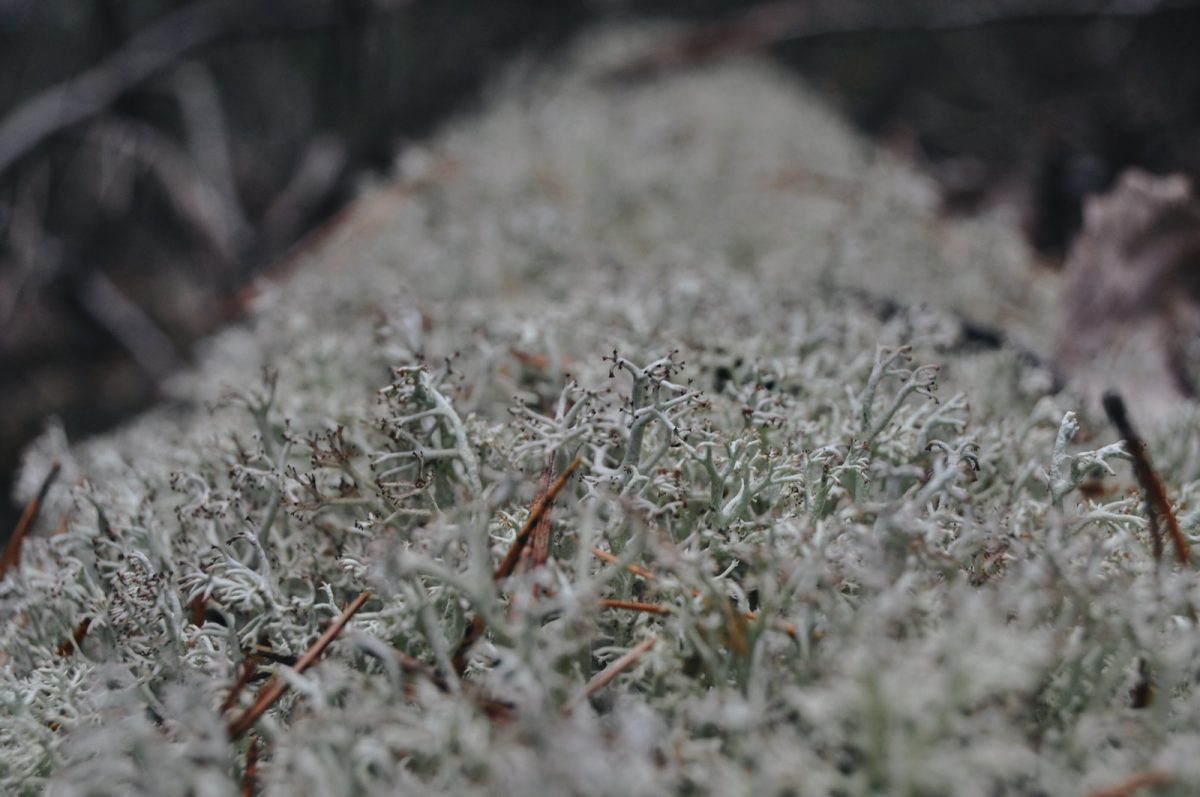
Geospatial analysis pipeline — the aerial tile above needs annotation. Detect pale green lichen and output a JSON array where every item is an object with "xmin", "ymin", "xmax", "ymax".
[{"xmin": 5, "ymin": 26, "xmax": 1200, "ymax": 797}]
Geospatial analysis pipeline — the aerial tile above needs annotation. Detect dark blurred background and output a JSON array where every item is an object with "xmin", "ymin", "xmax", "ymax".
[{"xmin": 5, "ymin": 0, "xmax": 1200, "ymax": 537}]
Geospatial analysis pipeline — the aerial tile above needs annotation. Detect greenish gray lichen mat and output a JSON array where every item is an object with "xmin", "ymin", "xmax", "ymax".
[{"xmin": 4, "ymin": 28, "xmax": 1200, "ymax": 797}]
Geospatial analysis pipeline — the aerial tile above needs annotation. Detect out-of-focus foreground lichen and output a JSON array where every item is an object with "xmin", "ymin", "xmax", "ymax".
[{"xmin": 4, "ymin": 28, "xmax": 1200, "ymax": 797}]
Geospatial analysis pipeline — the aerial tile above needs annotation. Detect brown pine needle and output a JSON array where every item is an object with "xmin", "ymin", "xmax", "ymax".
[
  {"xmin": 227, "ymin": 590, "xmax": 370, "ymax": 739},
  {"xmin": 590, "ymin": 551, "xmax": 798, "ymax": 638},
  {"xmin": 744, "ymin": 610, "xmax": 799, "ymax": 640},
  {"xmin": 251, "ymin": 643, "xmax": 299, "ymax": 666},
  {"xmin": 220, "ymin": 655, "xmax": 262, "ymax": 715},
  {"xmin": 566, "ymin": 635, "xmax": 658, "ymax": 712},
  {"xmin": 529, "ymin": 465, "xmax": 555, "ymax": 569},
  {"xmin": 241, "ymin": 735, "xmax": 260, "ymax": 797},
  {"xmin": 453, "ymin": 456, "xmax": 583, "ymax": 674},
  {"xmin": 520, "ymin": 465, "xmax": 557, "ymax": 600},
  {"xmin": 1086, "ymin": 770, "xmax": 1171, "ymax": 797},
  {"xmin": 392, "ymin": 648, "xmax": 514, "ymax": 723},
  {"xmin": 1102, "ymin": 393, "xmax": 1191, "ymax": 567},
  {"xmin": 599, "ymin": 599, "xmax": 670, "ymax": 615},
  {"xmin": 494, "ymin": 455, "xmax": 582, "ymax": 581},
  {"xmin": 590, "ymin": 547, "xmax": 657, "ymax": 580},
  {"xmin": 1, "ymin": 462, "xmax": 61, "ymax": 577}
]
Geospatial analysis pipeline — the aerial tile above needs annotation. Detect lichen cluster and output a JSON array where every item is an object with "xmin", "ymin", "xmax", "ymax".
[{"xmin": 4, "ymin": 28, "xmax": 1200, "ymax": 797}]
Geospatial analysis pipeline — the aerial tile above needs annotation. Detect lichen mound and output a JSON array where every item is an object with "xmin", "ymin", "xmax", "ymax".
[{"xmin": 5, "ymin": 29, "xmax": 1199, "ymax": 797}]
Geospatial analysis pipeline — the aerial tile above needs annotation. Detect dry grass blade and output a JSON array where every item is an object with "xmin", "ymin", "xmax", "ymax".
[
  {"xmin": 565, "ymin": 635, "xmax": 658, "ymax": 713},
  {"xmin": 227, "ymin": 590, "xmax": 371, "ymax": 739},
  {"xmin": 1102, "ymin": 392, "xmax": 1191, "ymax": 566},
  {"xmin": 1, "ymin": 462, "xmax": 61, "ymax": 577},
  {"xmin": 1086, "ymin": 770, "xmax": 1172, "ymax": 797}
]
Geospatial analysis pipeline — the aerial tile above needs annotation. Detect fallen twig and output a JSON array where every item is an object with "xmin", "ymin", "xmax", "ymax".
[
  {"xmin": 1, "ymin": 462, "xmax": 61, "ymax": 577},
  {"xmin": 227, "ymin": 590, "xmax": 370, "ymax": 739}
]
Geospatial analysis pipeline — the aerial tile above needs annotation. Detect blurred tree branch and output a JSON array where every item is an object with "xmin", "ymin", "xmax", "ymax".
[
  {"xmin": 608, "ymin": 0, "xmax": 1200, "ymax": 79},
  {"xmin": 0, "ymin": 0, "xmax": 410, "ymax": 178}
]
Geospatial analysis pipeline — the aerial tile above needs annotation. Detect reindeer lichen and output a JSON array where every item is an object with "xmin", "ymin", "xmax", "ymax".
[{"xmin": 4, "ymin": 26, "xmax": 1200, "ymax": 797}]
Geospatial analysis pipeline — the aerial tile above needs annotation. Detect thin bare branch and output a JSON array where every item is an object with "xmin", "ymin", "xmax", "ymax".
[
  {"xmin": 76, "ymin": 271, "xmax": 184, "ymax": 383},
  {"xmin": 0, "ymin": 0, "xmax": 372, "ymax": 178},
  {"xmin": 0, "ymin": 1, "xmax": 237, "ymax": 177},
  {"xmin": 607, "ymin": 0, "xmax": 1197, "ymax": 81}
]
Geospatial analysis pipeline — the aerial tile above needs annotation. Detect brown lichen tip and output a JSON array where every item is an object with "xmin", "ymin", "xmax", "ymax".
[{"xmin": 1101, "ymin": 391, "xmax": 1191, "ymax": 567}]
